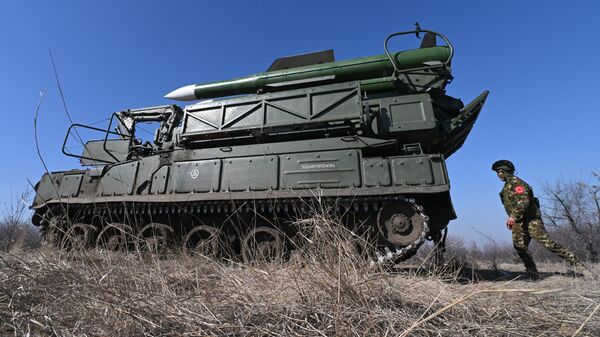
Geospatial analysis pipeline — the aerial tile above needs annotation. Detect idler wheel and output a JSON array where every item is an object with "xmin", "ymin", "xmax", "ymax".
[
  {"xmin": 60, "ymin": 223, "xmax": 96, "ymax": 251},
  {"xmin": 241, "ymin": 227, "xmax": 285, "ymax": 263},
  {"xmin": 135, "ymin": 223, "xmax": 173, "ymax": 254},
  {"xmin": 95, "ymin": 223, "xmax": 132, "ymax": 252},
  {"xmin": 182, "ymin": 225, "xmax": 222, "ymax": 258},
  {"xmin": 377, "ymin": 200, "xmax": 426, "ymax": 246}
]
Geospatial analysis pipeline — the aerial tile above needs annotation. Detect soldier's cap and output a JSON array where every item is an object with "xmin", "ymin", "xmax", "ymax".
[{"xmin": 492, "ymin": 160, "xmax": 515, "ymax": 172}]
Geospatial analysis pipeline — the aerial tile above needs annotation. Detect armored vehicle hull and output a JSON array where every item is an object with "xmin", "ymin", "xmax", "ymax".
[{"xmin": 31, "ymin": 29, "xmax": 488, "ymax": 264}]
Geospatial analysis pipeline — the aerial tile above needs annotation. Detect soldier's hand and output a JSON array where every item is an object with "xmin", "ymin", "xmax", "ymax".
[{"xmin": 506, "ymin": 217, "xmax": 515, "ymax": 230}]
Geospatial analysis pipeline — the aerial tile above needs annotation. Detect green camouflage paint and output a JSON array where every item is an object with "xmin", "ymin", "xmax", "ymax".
[{"xmin": 500, "ymin": 174, "xmax": 585, "ymax": 270}]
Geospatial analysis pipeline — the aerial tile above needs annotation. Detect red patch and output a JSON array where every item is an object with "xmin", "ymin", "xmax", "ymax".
[{"xmin": 514, "ymin": 186, "xmax": 525, "ymax": 194}]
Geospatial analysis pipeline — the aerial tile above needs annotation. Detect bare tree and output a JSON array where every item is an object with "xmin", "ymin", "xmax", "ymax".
[{"xmin": 542, "ymin": 173, "xmax": 600, "ymax": 263}]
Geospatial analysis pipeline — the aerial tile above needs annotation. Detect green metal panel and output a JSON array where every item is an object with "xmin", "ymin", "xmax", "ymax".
[
  {"xmin": 134, "ymin": 155, "xmax": 162, "ymax": 195},
  {"xmin": 440, "ymin": 90, "xmax": 489, "ymax": 157},
  {"xmin": 362, "ymin": 159, "xmax": 391, "ymax": 187},
  {"xmin": 99, "ymin": 162, "xmax": 139, "ymax": 196},
  {"xmin": 150, "ymin": 166, "xmax": 169, "ymax": 194},
  {"xmin": 181, "ymin": 82, "xmax": 362, "ymax": 139},
  {"xmin": 33, "ymin": 173, "xmax": 61, "ymax": 205},
  {"xmin": 169, "ymin": 160, "xmax": 221, "ymax": 193},
  {"xmin": 80, "ymin": 139, "xmax": 129, "ymax": 166},
  {"xmin": 58, "ymin": 174, "xmax": 83, "ymax": 198},
  {"xmin": 377, "ymin": 94, "xmax": 436, "ymax": 133},
  {"xmin": 172, "ymin": 136, "xmax": 394, "ymax": 162},
  {"xmin": 221, "ymin": 156, "xmax": 279, "ymax": 192},
  {"xmin": 280, "ymin": 150, "xmax": 360, "ymax": 189},
  {"xmin": 429, "ymin": 155, "xmax": 449, "ymax": 186},
  {"xmin": 189, "ymin": 47, "xmax": 450, "ymax": 99},
  {"xmin": 391, "ymin": 157, "xmax": 434, "ymax": 186}
]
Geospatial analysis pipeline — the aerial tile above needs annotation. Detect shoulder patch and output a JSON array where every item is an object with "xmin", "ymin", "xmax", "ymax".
[{"xmin": 514, "ymin": 186, "xmax": 525, "ymax": 194}]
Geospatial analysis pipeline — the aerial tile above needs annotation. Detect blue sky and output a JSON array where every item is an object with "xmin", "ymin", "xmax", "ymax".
[{"xmin": 1, "ymin": 1, "xmax": 599, "ymax": 243}]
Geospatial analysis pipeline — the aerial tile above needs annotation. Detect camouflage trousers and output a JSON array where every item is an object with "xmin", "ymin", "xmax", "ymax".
[{"xmin": 512, "ymin": 218, "xmax": 583, "ymax": 271}]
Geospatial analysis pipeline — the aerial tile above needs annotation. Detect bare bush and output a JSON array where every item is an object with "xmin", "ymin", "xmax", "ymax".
[
  {"xmin": 0, "ymin": 191, "xmax": 41, "ymax": 252},
  {"xmin": 415, "ymin": 235, "xmax": 518, "ymax": 271},
  {"xmin": 542, "ymin": 173, "xmax": 600, "ymax": 262}
]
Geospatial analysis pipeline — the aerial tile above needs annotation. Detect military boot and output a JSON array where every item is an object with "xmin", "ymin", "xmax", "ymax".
[
  {"xmin": 525, "ymin": 267, "xmax": 540, "ymax": 280},
  {"xmin": 524, "ymin": 261, "xmax": 538, "ymax": 274},
  {"xmin": 574, "ymin": 261, "xmax": 590, "ymax": 272},
  {"xmin": 578, "ymin": 265, "xmax": 598, "ymax": 280},
  {"xmin": 572, "ymin": 261, "xmax": 598, "ymax": 279}
]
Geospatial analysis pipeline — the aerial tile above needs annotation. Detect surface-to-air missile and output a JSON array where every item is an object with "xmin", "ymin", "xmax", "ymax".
[
  {"xmin": 30, "ymin": 29, "xmax": 488, "ymax": 265},
  {"xmin": 165, "ymin": 46, "xmax": 451, "ymax": 101}
]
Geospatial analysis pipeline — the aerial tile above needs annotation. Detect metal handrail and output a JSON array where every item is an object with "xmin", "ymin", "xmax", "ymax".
[
  {"xmin": 383, "ymin": 29, "xmax": 454, "ymax": 76},
  {"xmin": 61, "ymin": 123, "xmax": 130, "ymax": 164},
  {"xmin": 103, "ymin": 112, "xmax": 133, "ymax": 162}
]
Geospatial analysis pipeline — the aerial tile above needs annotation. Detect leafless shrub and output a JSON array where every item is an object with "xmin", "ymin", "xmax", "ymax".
[
  {"xmin": 542, "ymin": 173, "xmax": 600, "ymax": 262},
  {"xmin": 414, "ymin": 235, "xmax": 520, "ymax": 274},
  {"xmin": 0, "ymin": 191, "xmax": 41, "ymax": 252}
]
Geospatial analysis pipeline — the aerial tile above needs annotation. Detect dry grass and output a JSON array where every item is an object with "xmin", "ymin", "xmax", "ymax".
[{"xmin": 1, "ymin": 220, "xmax": 599, "ymax": 336}]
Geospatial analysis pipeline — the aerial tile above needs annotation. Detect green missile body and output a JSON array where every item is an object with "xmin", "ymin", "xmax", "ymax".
[{"xmin": 165, "ymin": 46, "xmax": 450, "ymax": 101}]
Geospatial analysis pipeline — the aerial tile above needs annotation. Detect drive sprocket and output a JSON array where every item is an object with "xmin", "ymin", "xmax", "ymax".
[{"xmin": 372, "ymin": 197, "xmax": 429, "ymax": 267}]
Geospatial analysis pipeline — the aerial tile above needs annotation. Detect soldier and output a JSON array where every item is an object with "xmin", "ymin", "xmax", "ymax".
[{"xmin": 492, "ymin": 160, "xmax": 589, "ymax": 275}]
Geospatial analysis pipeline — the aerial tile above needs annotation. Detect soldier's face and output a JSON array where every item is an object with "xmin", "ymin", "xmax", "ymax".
[{"xmin": 495, "ymin": 169, "xmax": 507, "ymax": 181}]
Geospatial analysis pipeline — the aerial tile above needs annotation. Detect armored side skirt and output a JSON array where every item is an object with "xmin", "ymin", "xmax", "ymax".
[{"xmin": 32, "ymin": 150, "xmax": 450, "ymax": 208}]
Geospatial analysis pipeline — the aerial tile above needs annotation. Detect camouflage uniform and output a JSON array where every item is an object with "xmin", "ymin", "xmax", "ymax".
[{"xmin": 500, "ymin": 175, "xmax": 584, "ymax": 271}]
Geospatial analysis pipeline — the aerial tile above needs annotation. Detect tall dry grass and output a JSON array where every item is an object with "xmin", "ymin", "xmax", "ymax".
[{"xmin": 1, "ymin": 215, "xmax": 599, "ymax": 336}]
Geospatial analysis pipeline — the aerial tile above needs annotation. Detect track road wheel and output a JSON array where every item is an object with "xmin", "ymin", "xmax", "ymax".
[
  {"xmin": 183, "ymin": 225, "xmax": 222, "ymax": 258},
  {"xmin": 242, "ymin": 227, "xmax": 285, "ymax": 263},
  {"xmin": 95, "ymin": 223, "xmax": 132, "ymax": 252},
  {"xmin": 135, "ymin": 223, "xmax": 173, "ymax": 254},
  {"xmin": 61, "ymin": 223, "xmax": 96, "ymax": 251}
]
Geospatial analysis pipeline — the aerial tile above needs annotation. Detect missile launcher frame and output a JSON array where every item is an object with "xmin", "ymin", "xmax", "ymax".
[{"xmin": 31, "ymin": 29, "xmax": 488, "ymax": 264}]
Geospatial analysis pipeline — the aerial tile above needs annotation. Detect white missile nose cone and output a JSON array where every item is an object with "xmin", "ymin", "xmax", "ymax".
[{"xmin": 164, "ymin": 84, "xmax": 197, "ymax": 101}]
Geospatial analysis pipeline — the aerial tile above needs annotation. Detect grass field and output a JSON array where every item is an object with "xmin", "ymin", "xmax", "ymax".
[{"xmin": 1, "ymin": 230, "xmax": 599, "ymax": 337}]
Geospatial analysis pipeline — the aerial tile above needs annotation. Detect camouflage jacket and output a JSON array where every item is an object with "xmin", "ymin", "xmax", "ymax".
[{"xmin": 499, "ymin": 175, "xmax": 541, "ymax": 221}]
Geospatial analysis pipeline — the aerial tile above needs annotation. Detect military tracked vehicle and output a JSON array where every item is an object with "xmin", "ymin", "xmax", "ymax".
[{"xmin": 31, "ymin": 29, "xmax": 488, "ymax": 264}]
